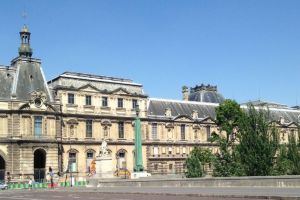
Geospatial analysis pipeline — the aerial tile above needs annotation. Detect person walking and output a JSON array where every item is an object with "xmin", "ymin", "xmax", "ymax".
[
  {"xmin": 49, "ymin": 167, "xmax": 54, "ymax": 189},
  {"xmin": 28, "ymin": 178, "xmax": 32, "ymax": 190}
]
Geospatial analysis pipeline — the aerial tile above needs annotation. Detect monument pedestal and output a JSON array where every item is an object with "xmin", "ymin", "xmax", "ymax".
[
  {"xmin": 131, "ymin": 171, "xmax": 151, "ymax": 179},
  {"xmin": 95, "ymin": 155, "xmax": 114, "ymax": 178}
]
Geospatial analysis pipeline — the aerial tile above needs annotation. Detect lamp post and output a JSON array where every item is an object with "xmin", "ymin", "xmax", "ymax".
[{"xmin": 134, "ymin": 104, "xmax": 144, "ymax": 172}]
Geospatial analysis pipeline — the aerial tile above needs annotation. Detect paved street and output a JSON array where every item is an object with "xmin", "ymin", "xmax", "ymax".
[
  {"xmin": 0, "ymin": 189, "xmax": 268, "ymax": 200},
  {"xmin": 0, "ymin": 187, "xmax": 299, "ymax": 199}
]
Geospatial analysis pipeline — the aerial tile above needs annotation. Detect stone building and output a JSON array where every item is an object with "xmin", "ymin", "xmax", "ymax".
[
  {"xmin": 0, "ymin": 26, "xmax": 299, "ymax": 182},
  {"xmin": 0, "ymin": 25, "xmax": 61, "ymax": 182}
]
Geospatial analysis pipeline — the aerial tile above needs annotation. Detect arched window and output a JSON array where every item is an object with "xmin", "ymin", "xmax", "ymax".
[
  {"xmin": 116, "ymin": 149, "xmax": 127, "ymax": 169},
  {"xmin": 86, "ymin": 150, "xmax": 95, "ymax": 173},
  {"xmin": 68, "ymin": 150, "xmax": 78, "ymax": 172}
]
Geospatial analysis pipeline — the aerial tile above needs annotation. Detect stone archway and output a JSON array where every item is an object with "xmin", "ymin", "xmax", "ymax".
[
  {"xmin": 0, "ymin": 155, "xmax": 5, "ymax": 181},
  {"xmin": 34, "ymin": 149, "xmax": 46, "ymax": 182}
]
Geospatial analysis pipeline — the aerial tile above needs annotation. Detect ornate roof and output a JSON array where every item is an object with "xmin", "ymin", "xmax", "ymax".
[
  {"xmin": 187, "ymin": 84, "xmax": 225, "ymax": 104},
  {"xmin": 48, "ymin": 72, "xmax": 146, "ymax": 97}
]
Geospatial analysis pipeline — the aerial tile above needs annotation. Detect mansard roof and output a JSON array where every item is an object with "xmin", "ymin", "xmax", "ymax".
[
  {"xmin": 147, "ymin": 98, "xmax": 218, "ymax": 120},
  {"xmin": 148, "ymin": 98, "xmax": 300, "ymax": 125},
  {"xmin": 0, "ymin": 57, "xmax": 52, "ymax": 101},
  {"xmin": 48, "ymin": 71, "xmax": 146, "ymax": 97}
]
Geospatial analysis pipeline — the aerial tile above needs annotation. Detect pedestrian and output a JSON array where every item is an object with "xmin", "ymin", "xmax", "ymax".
[
  {"xmin": 6, "ymin": 172, "xmax": 11, "ymax": 184},
  {"xmin": 49, "ymin": 167, "xmax": 54, "ymax": 189},
  {"xmin": 28, "ymin": 177, "xmax": 32, "ymax": 190}
]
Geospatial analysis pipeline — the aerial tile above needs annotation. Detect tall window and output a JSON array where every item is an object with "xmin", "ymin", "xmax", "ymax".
[
  {"xmin": 86, "ymin": 151, "xmax": 94, "ymax": 173},
  {"xmin": 69, "ymin": 152, "xmax": 77, "ymax": 172},
  {"xmin": 168, "ymin": 147, "xmax": 172, "ymax": 155},
  {"xmin": 86, "ymin": 120, "xmax": 93, "ymax": 137},
  {"xmin": 85, "ymin": 95, "xmax": 92, "ymax": 105},
  {"xmin": 68, "ymin": 93, "xmax": 74, "ymax": 104},
  {"xmin": 206, "ymin": 126, "xmax": 211, "ymax": 141},
  {"xmin": 152, "ymin": 123, "xmax": 157, "ymax": 140},
  {"xmin": 117, "ymin": 98, "xmax": 123, "ymax": 108},
  {"xmin": 180, "ymin": 124, "xmax": 185, "ymax": 140},
  {"xmin": 153, "ymin": 146, "xmax": 158, "ymax": 156},
  {"xmin": 118, "ymin": 122, "xmax": 124, "ymax": 138},
  {"xmin": 102, "ymin": 96, "xmax": 108, "ymax": 107},
  {"xmin": 34, "ymin": 116, "xmax": 43, "ymax": 136},
  {"xmin": 132, "ymin": 99, "xmax": 138, "ymax": 109}
]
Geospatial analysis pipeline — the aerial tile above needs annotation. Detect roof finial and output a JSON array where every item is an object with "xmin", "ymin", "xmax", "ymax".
[{"xmin": 22, "ymin": 10, "xmax": 27, "ymax": 23}]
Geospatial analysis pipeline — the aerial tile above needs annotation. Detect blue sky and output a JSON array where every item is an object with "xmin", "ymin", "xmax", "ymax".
[{"xmin": 0, "ymin": 0, "xmax": 299, "ymax": 106}]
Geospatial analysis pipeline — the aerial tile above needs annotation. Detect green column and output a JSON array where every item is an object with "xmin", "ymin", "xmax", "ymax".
[{"xmin": 134, "ymin": 104, "xmax": 144, "ymax": 172}]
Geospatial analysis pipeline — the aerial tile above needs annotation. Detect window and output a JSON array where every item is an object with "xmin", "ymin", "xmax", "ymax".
[
  {"xmin": 169, "ymin": 164, "xmax": 173, "ymax": 170},
  {"xmin": 152, "ymin": 123, "xmax": 157, "ymax": 140},
  {"xmin": 86, "ymin": 120, "xmax": 93, "ymax": 137},
  {"xmin": 118, "ymin": 122, "xmax": 124, "ymax": 138},
  {"xmin": 206, "ymin": 126, "xmax": 211, "ymax": 141},
  {"xmin": 68, "ymin": 93, "xmax": 74, "ymax": 104},
  {"xmin": 69, "ymin": 152, "xmax": 77, "ymax": 172},
  {"xmin": 85, "ymin": 95, "xmax": 92, "ymax": 105},
  {"xmin": 87, "ymin": 152, "xmax": 94, "ymax": 158},
  {"xmin": 153, "ymin": 147, "xmax": 158, "ymax": 156},
  {"xmin": 86, "ymin": 152, "xmax": 94, "ymax": 173},
  {"xmin": 168, "ymin": 147, "xmax": 172, "ymax": 155},
  {"xmin": 102, "ymin": 96, "xmax": 108, "ymax": 107},
  {"xmin": 117, "ymin": 98, "xmax": 123, "ymax": 108},
  {"xmin": 132, "ymin": 99, "xmax": 138, "ymax": 109},
  {"xmin": 183, "ymin": 147, "xmax": 186, "ymax": 154},
  {"xmin": 154, "ymin": 164, "xmax": 158, "ymax": 170},
  {"xmin": 181, "ymin": 124, "xmax": 185, "ymax": 140},
  {"xmin": 34, "ymin": 116, "xmax": 43, "ymax": 136},
  {"xmin": 291, "ymin": 129, "xmax": 295, "ymax": 137}
]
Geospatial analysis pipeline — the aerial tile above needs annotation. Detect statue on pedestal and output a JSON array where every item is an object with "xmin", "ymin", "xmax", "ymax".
[{"xmin": 99, "ymin": 140, "xmax": 108, "ymax": 156}]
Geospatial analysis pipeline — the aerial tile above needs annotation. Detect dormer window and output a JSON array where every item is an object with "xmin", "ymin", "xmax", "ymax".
[{"xmin": 165, "ymin": 108, "xmax": 172, "ymax": 117}]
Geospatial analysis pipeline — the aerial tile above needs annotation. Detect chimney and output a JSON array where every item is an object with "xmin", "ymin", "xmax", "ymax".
[{"xmin": 182, "ymin": 86, "xmax": 189, "ymax": 101}]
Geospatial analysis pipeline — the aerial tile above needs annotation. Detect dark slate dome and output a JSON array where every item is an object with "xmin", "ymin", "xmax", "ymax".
[{"xmin": 188, "ymin": 84, "xmax": 225, "ymax": 103}]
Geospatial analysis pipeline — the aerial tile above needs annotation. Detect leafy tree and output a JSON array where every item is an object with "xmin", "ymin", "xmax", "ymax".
[
  {"xmin": 286, "ymin": 132, "xmax": 300, "ymax": 174},
  {"xmin": 237, "ymin": 104, "xmax": 279, "ymax": 176},
  {"xmin": 185, "ymin": 147, "xmax": 214, "ymax": 178},
  {"xmin": 212, "ymin": 99, "xmax": 244, "ymax": 177},
  {"xmin": 211, "ymin": 133, "xmax": 245, "ymax": 177},
  {"xmin": 272, "ymin": 145, "xmax": 292, "ymax": 175},
  {"xmin": 215, "ymin": 99, "xmax": 243, "ymax": 143}
]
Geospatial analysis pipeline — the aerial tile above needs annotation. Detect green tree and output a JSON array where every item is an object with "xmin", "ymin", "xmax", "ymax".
[
  {"xmin": 212, "ymin": 99, "xmax": 244, "ymax": 177},
  {"xmin": 237, "ymin": 104, "xmax": 279, "ymax": 176},
  {"xmin": 211, "ymin": 133, "xmax": 245, "ymax": 177},
  {"xmin": 215, "ymin": 99, "xmax": 243, "ymax": 143},
  {"xmin": 185, "ymin": 147, "xmax": 214, "ymax": 178},
  {"xmin": 272, "ymin": 145, "xmax": 292, "ymax": 175},
  {"xmin": 286, "ymin": 132, "xmax": 300, "ymax": 174}
]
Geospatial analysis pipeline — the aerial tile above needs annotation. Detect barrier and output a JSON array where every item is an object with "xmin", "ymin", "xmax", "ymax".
[{"xmin": 6, "ymin": 181, "xmax": 87, "ymax": 190}]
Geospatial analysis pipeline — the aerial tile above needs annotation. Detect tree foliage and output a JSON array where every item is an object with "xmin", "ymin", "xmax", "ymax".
[
  {"xmin": 286, "ymin": 133, "xmax": 300, "ymax": 174},
  {"xmin": 211, "ymin": 132, "xmax": 245, "ymax": 177},
  {"xmin": 186, "ymin": 99, "xmax": 300, "ymax": 178},
  {"xmin": 215, "ymin": 99, "xmax": 243, "ymax": 143},
  {"xmin": 212, "ymin": 99, "xmax": 244, "ymax": 177},
  {"xmin": 237, "ymin": 104, "xmax": 279, "ymax": 176},
  {"xmin": 185, "ymin": 147, "xmax": 213, "ymax": 178}
]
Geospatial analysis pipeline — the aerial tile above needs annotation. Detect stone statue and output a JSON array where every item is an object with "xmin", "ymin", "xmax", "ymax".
[{"xmin": 100, "ymin": 140, "xmax": 108, "ymax": 156}]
